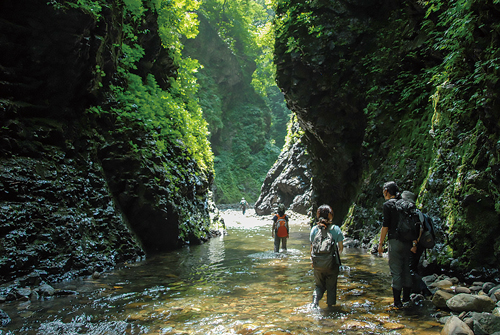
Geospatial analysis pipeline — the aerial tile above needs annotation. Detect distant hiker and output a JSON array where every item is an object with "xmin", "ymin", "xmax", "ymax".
[
  {"xmin": 310, "ymin": 204, "xmax": 344, "ymax": 308},
  {"xmin": 378, "ymin": 181, "xmax": 414, "ymax": 308},
  {"xmin": 272, "ymin": 204, "xmax": 289, "ymax": 252},
  {"xmin": 401, "ymin": 191, "xmax": 434, "ymax": 297},
  {"xmin": 240, "ymin": 197, "xmax": 249, "ymax": 215}
]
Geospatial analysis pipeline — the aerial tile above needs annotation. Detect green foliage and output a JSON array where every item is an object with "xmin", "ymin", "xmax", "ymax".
[
  {"xmin": 201, "ymin": 0, "xmax": 280, "ymax": 101},
  {"xmin": 191, "ymin": 0, "xmax": 290, "ymax": 203},
  {"xmin": 47, "ymin": 0, "xmax": 103, "ymax": 18},
  {"xmin": 109, "ymin": 72, "xmax": 212, "ymax": 169},
  {"xmin": 123, "ymin": 0, "xmax": 145, "ymax": 20},
  {"xmin": 72, "ymin": 0, "xmax": 213, "ymax": 171},
  {"xmin": 210, "ymin": 101, "xmax": 282, "ymax": 203},
  {"xmin": 282, "ymin": 113, "xmax": 302, "ymax": 150},
  {"xmin": 214, "ymin": 141, "xmax": 281, "ymax": 203},
  {"xmin": 424, "ymin": 0, "xmax": 500, "ymax": 120},
  {"xmin": 196, "ymin": 71, "xmax": 223, "ymax": 136},
  {"xmin": 200, "ymin": 0, "xmax": 265, "ymax": 59}
]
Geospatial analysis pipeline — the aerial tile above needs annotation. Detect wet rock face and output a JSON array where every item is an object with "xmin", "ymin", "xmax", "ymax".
[
  {"xmin": 97, "ymin": 127, "xmax": 215, "ymax": 253},
  {"xmin": 0, "ymin": 0, "xmax": 141, "ymax": 284},
  {"xmin": 0, "ymin": 121, "xmax": 146, "ymax": 283},
  {"xmin": 273, "ymin": 0, "xmax": 500, "ymax": 269},
  {"xmin": 254, "ymin": 128, "xmax": 312, "ymax": 215},
  {"xmin": 273, "ymin": 0, "xmax": 391, "ymax": 218},
  {"xmin": 0, "ymin": 0, "xmax": 216, "ymax": 285},
  {"xmin": 0, "ymin": 0, "xmax": 97, "ymax": 114}
]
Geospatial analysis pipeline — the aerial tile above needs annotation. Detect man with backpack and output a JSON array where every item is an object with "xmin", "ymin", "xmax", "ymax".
[
  {"xmin": 378, "ymin": 181, "xmax": 416, "ymax": 308},
  {"xmin": 272, "ymin": 204, "xmax": 289, "ymax": 252},
  {"xmin": 310, "ymin": 204, "xmax": 344, "ymax": 308},
  {"xmin": 401, "ymin": 191, "xmax": 435, "ymax": 297}
]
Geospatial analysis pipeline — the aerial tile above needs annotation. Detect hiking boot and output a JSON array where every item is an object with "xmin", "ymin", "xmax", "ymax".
[
  {"xmin": 402, "ymin": 287, "xmax": 412, "ymax": 303},
  {"xmin": 312, "ymin": 293, "xmax": 320, "ymax": 309},
  {"xmin": 392, "ymin": 288, "xmax": 403, "ymax": 308},
  {"xmin": 422, "ymin": 287, "xmax": 433, "ymax": 298}
]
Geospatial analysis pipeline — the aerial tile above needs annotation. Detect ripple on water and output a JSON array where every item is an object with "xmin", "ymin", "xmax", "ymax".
[{"xmin": 247, "ymin": 248, "xmax": 303, "ymax": 260}]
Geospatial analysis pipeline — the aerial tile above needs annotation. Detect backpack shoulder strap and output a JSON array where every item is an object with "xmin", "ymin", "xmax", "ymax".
[{"xmin": 417, "ymin": 209, "xmax": 424, "ymax": 223}]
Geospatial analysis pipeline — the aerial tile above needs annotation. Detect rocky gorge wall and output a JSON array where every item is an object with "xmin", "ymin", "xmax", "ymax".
[
  {"xmin": 271, "ymin": 0, "xmax": 500, "ymax": 274},
  {"xmin": 254, "ymin": 118, "xmax": 312, "ymax": 216},
  {"xmin": 0, "ymin": 0, "xmax": 219, "ymax": 287}
]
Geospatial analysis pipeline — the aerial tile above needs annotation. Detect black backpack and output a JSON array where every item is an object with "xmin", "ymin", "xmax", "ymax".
[
  {"xmin": 394, "ymin": 198, "xmax": 420, "ymax": 242},
  {"xmin": 311, "ymin": 224, "xmax": 339, "ymax": 270},
  {"xmin": 419, "ymin": 214, "xmax": 435, "ymax": 249}
]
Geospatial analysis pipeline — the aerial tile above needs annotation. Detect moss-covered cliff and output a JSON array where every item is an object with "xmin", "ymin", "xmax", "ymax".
[
  {"xmin": 0, "ymin": 0, "xmax": 219, "ymax": 284},
  {"xmin": 273, "ymin": 0, "xmax": 500, "ymax": 272}
]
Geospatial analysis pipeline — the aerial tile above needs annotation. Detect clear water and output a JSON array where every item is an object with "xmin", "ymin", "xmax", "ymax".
[{"xmin": 0, "ymin": 212, "xmax": 442, "ymax": 334}]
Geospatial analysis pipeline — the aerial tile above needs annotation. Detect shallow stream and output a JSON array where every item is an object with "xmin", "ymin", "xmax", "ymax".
[{"xmin": 0, "ymin": 210, "xmax": 443, "ymax": 334}]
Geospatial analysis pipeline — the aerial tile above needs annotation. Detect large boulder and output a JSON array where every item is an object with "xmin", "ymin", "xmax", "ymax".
[
  {"xmin": 433, "ymin": 290, "xmax": 456, "ymax": 309},
  {"xmin": 447, "ymin": 294, "xmax": 496, "ymax": 313},
  {"xmin": 441, "ymin": 316, "xmax": 474, "ymax": 335},
  {"xmin": 462, "ymin": 312, "xmax": 500, "ymax": 335}
]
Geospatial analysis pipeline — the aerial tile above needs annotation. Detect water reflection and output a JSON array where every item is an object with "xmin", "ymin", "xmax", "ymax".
[{"xmin": 0, "ymin": 219, "xmax": 442, "ymax": 334}]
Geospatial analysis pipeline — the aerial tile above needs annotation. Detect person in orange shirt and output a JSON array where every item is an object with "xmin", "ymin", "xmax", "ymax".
[{"xmin": 272, "ymin": 204, "xmax": 289, "ymax": 252}]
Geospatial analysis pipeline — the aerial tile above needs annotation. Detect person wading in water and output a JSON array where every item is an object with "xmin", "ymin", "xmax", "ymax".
[
  {"xmin": 272, "ymin": 204, "xmax": 289, "ymax": 252},
  {"xmin": 310, "ymin": 204, "xmax": 344, "ymax": 308},
  {"xmin": 378, "ymin": 181, "xmax": 413, "ymax": 308}
]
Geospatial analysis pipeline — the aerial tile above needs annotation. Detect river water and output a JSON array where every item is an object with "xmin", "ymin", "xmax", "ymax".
[{"xmin": 0, "ymin": 210, "xmax": 443, "ymax": 334}]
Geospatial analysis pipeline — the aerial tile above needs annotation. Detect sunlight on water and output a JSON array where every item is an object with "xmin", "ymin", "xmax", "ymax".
[{"xmin": 0, "ymin": 212, "xmax": 443, "ymax": 334}]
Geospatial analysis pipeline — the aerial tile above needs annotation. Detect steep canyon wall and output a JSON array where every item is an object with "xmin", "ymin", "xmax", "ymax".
[
  {"xmin": 0, "ymin": 0, "xmax": 218, "ymax": 285},
  {"xmin": 273, "ymin": 0, "xmax": 500, "ymax": 272}
]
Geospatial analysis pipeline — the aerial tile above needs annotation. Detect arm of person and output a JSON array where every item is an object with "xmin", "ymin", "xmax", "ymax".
[
  {"xmin": 412, "ymin": 210, "xmax": 424, "ymax": 253},
  {"xmin": 379, "ymin": 201, "xmax": 393, "ymax": 255},
  {"xmin": 309, "ymin": 226, "xmax": 317, "ymax": 268},
  {"xmin": 286, "ymin": 217, "xmax": 290, "ymax": 239},
  {"xmin": 309, "ymin": 225, "xmax": 316, "ymax": 243},
  {"xmin": 378, "ymin": 226, "xmax": 389, "ymax": 255},
  {"xmin": 411, "ymin": 225, "xmax": 424, "ymax": 253},
  {"xmin": 271, "ymin": 217, "xmax": 276, "ymax": 237}
]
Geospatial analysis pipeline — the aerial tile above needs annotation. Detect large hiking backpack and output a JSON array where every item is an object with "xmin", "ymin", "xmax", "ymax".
[
  {"xmin": 419, "ymin": 214, "xmax": 435, "ymax": 249},
  {"xmin": 276, "ymin": 214, "xmax": 288, "ymax": 238},
  {"xmin": 394, "ymin": 199, "xmax": 420, "ymax": 242},
  {"xmin": 311, "ymin": 225, "xmax": 338, "ymax": 270}
]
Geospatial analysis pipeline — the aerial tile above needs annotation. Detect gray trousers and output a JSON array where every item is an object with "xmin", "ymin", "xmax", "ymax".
[
  {"xmin": 388, "ymin": 239, "xmax": 413, "ymax": 290},
  {"xmin": 313, "ymin": 265, "xmax": 340, "ymax": 306},
  {"xmin": 274, "ymin": 235, "xmax": 287, "ymax": 252}
]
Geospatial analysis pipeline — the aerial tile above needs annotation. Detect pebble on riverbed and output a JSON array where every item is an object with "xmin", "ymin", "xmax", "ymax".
[{"xmin": 0, "ymin": 309, "xmax": 11, "ymax": 326}]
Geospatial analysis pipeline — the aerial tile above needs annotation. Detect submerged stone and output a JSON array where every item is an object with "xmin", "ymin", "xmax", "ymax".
[{"xmin": 0, "ymin": 309, "xmax": 11, "ymax": 327}]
